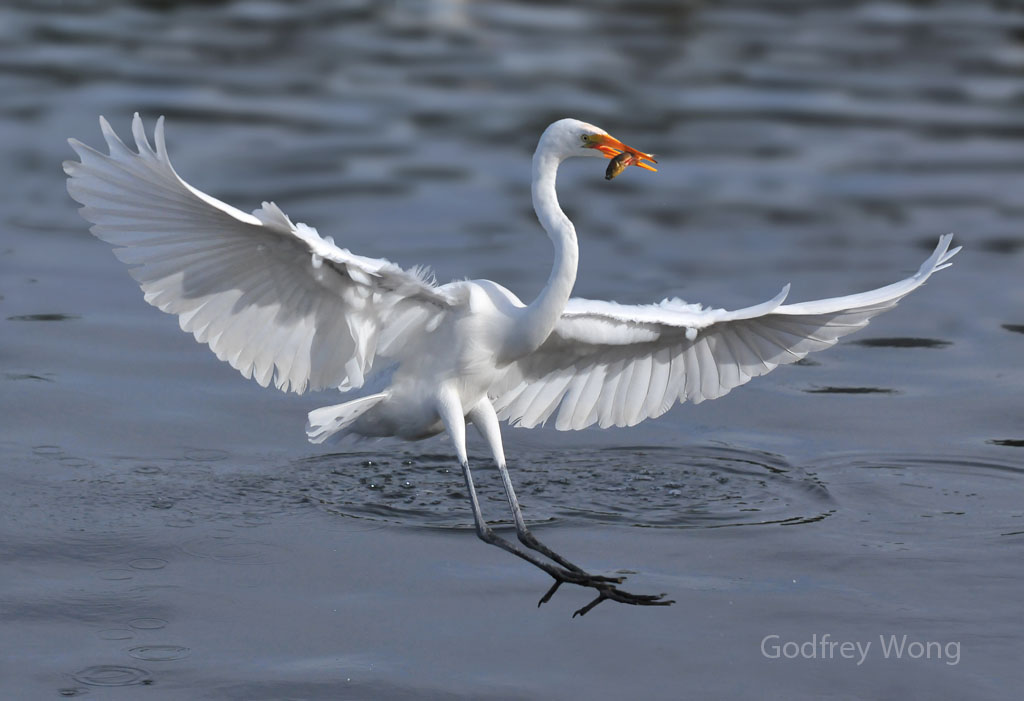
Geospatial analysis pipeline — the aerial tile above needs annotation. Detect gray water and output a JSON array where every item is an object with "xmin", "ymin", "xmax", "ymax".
[{"xmin": 2, "ymin": 1, "xmax": 1023, "ymax": 698}]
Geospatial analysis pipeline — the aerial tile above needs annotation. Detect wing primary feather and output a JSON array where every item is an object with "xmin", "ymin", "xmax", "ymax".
[
  {"xmin": 555, "ymin": 372, "xmax": 590, "ymax": 431},
  {"xmin": 606, "ymin": 360, "xmax": 630, "ymax": 425},
  {"xmin": 522, "ymin": 371, "xmax": 574, "ymax": 428},
  {"xmin": 694, "ymin": 336, "xmax": 722, "ymax": 401},
  {"xmin": 622, "ymin": 354, "xmax": 653, "ymax": 427},
  {"xmin": 642, "ymin": 346, "xmax": 672, "ymax": 419},
  {"xmin": 573, "ymin": 365, "xmax": 608, "ymax": 430},
  {"xmin": 67, "ymin": 114, "xmax": 452, "ymax": 395},
  {"xmin": 710, "ymin": 329, "xmax": 746, "ymax": 392}
]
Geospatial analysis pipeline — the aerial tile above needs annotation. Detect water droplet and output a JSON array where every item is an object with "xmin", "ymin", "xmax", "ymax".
[
  {"xmin": 97, "ymin": 628, "xmax": 135, "ymax": 641},
  {"xmin": 33, "ymin": 445, "xmax": 63, "ymax": 456},
  {"xmin": 134, "ymin": 465, "xmax": 163, "ymax": 475}
]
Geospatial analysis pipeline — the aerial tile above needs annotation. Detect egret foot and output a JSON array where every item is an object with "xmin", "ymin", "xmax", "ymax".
[
  {"xmin": 516, "ymin": 528, "xmax": 622, "ymax": 583},
  {"xmin": 537, "ymin": 569, "xmax": 674, "ymax": 616},
  {"xmin": 572, "ymin": 587, "xmax": 673, "ymax": 617},
  {"xmin": 473, "ymin": 525, "xmax": 664, "ymax": 614}
]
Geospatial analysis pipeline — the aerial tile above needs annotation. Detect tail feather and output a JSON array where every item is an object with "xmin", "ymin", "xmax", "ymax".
[{"xmin": 306, "ymin": 392, "xmax": 388, "ymax": 444}]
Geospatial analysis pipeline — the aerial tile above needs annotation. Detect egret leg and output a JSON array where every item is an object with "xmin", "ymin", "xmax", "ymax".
[
  {"xmin": 458, "ymin": 399, "xmax": 674, "ymax": 615},
  {"xmin": 467, "ymin": 401, "xmax": 616, "ymax": 580},
  {"xmin": 454, "ymin": 446, "xmax": 669, "ymax": 613},
  {"xmin": 437, "ymin": 389, "xmax": 585, "ymax": 577}
]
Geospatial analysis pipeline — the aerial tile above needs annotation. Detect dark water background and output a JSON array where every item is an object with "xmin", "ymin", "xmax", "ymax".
[{"xmin": 2, "ymin": 1, "xmax": 1023, "ymax": 698}]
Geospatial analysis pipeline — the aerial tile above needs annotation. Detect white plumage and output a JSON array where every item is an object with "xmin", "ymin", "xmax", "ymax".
[
  {"xmin": 65, "ymin": 115, "xmax": 451, "ymax": 397},
  {"xmin": 64, "ymin": 114, "xmax": 959, "ymax": 614},
  {"xmin": 492, "ymin": 238, "xmax": 957, "ymax": 430}
]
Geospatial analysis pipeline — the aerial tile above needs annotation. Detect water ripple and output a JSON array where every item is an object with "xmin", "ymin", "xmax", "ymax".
[
  {"xmin": 295, "ymin": 445, "xmax": 834, "ymax": 530},
  {"xmin": 816, "ymin": 452, "xmax": 1024, "ymax": 477},
  {"xmin": 71, "ymin": 665, "xmax": 151, "ymax": 687},
  {"xmin": 127, "ymin": 645, "xmax": 191, "ymax": 662}
]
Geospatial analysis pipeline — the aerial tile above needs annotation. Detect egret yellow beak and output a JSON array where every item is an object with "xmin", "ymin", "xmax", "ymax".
[{"xmin": 587, "ymin": 133, "xmax": 658, "ymax": 173}]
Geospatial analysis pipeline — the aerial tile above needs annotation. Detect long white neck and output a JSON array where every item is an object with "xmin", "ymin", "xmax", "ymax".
[{"xmin": 507, "ymin": 147, "xmax": 579, "ymax": 357}]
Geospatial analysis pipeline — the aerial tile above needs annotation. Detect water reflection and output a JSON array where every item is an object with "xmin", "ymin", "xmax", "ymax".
[
  {"xmin": 853, "ymin": 337, "xmax": 951, "ymax": 348},
  {"xmin": 804, "ymin": 386, "xmax": 896, "ymax": 394}
]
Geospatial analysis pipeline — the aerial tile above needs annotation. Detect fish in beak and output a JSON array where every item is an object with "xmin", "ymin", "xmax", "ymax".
[{"xmin": 586, "ymin": 133, "xmax": 657, "ymax": 180}]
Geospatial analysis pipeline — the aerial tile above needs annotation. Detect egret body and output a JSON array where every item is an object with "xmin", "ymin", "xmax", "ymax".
[{"xmin": 65, "ymin": 115, "xmax": 959, "ymax": 615}]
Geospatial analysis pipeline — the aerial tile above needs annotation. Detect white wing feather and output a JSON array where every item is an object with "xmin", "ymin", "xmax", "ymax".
[
  {"xmin": 64, "ymin": 114, "xmax": 452, "ymax": 394},
  {"xmin": 491, "ymin": 235, "xmax": 960, "ymax": 430}
]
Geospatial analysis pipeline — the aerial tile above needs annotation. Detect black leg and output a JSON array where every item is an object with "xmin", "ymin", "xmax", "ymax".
[
  {"xmin": 460, "ymin": 459, "xmax": 674, "ymax": 614},
  {"xmin": 463, "ymin": 400, "xmax": 673, "ymax": 614}
]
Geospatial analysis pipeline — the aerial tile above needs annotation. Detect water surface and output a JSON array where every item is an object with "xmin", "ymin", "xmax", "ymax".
[{"xmin": 2, "ymin": 1, "xmax": 1023, "ymax": 698}]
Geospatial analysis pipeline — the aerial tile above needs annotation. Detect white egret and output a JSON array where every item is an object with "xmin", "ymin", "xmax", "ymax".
[{"xmin": 65, "ymin": 115, "xmax": 959, "ymax": 616}]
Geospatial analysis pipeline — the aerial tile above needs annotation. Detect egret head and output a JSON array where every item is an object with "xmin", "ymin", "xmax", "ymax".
[{"xmin": 541, "ymin": 118, "xmax": 657, "ymax": 179}]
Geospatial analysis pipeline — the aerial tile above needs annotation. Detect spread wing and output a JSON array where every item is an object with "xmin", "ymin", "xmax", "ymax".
[
  {"xmin": 64, "ymin": 114, "xmax": 453, "ymax": 394},
  {"xmin": 490, "ymin": 235, "xmax": 960, "ymax": 430}
]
